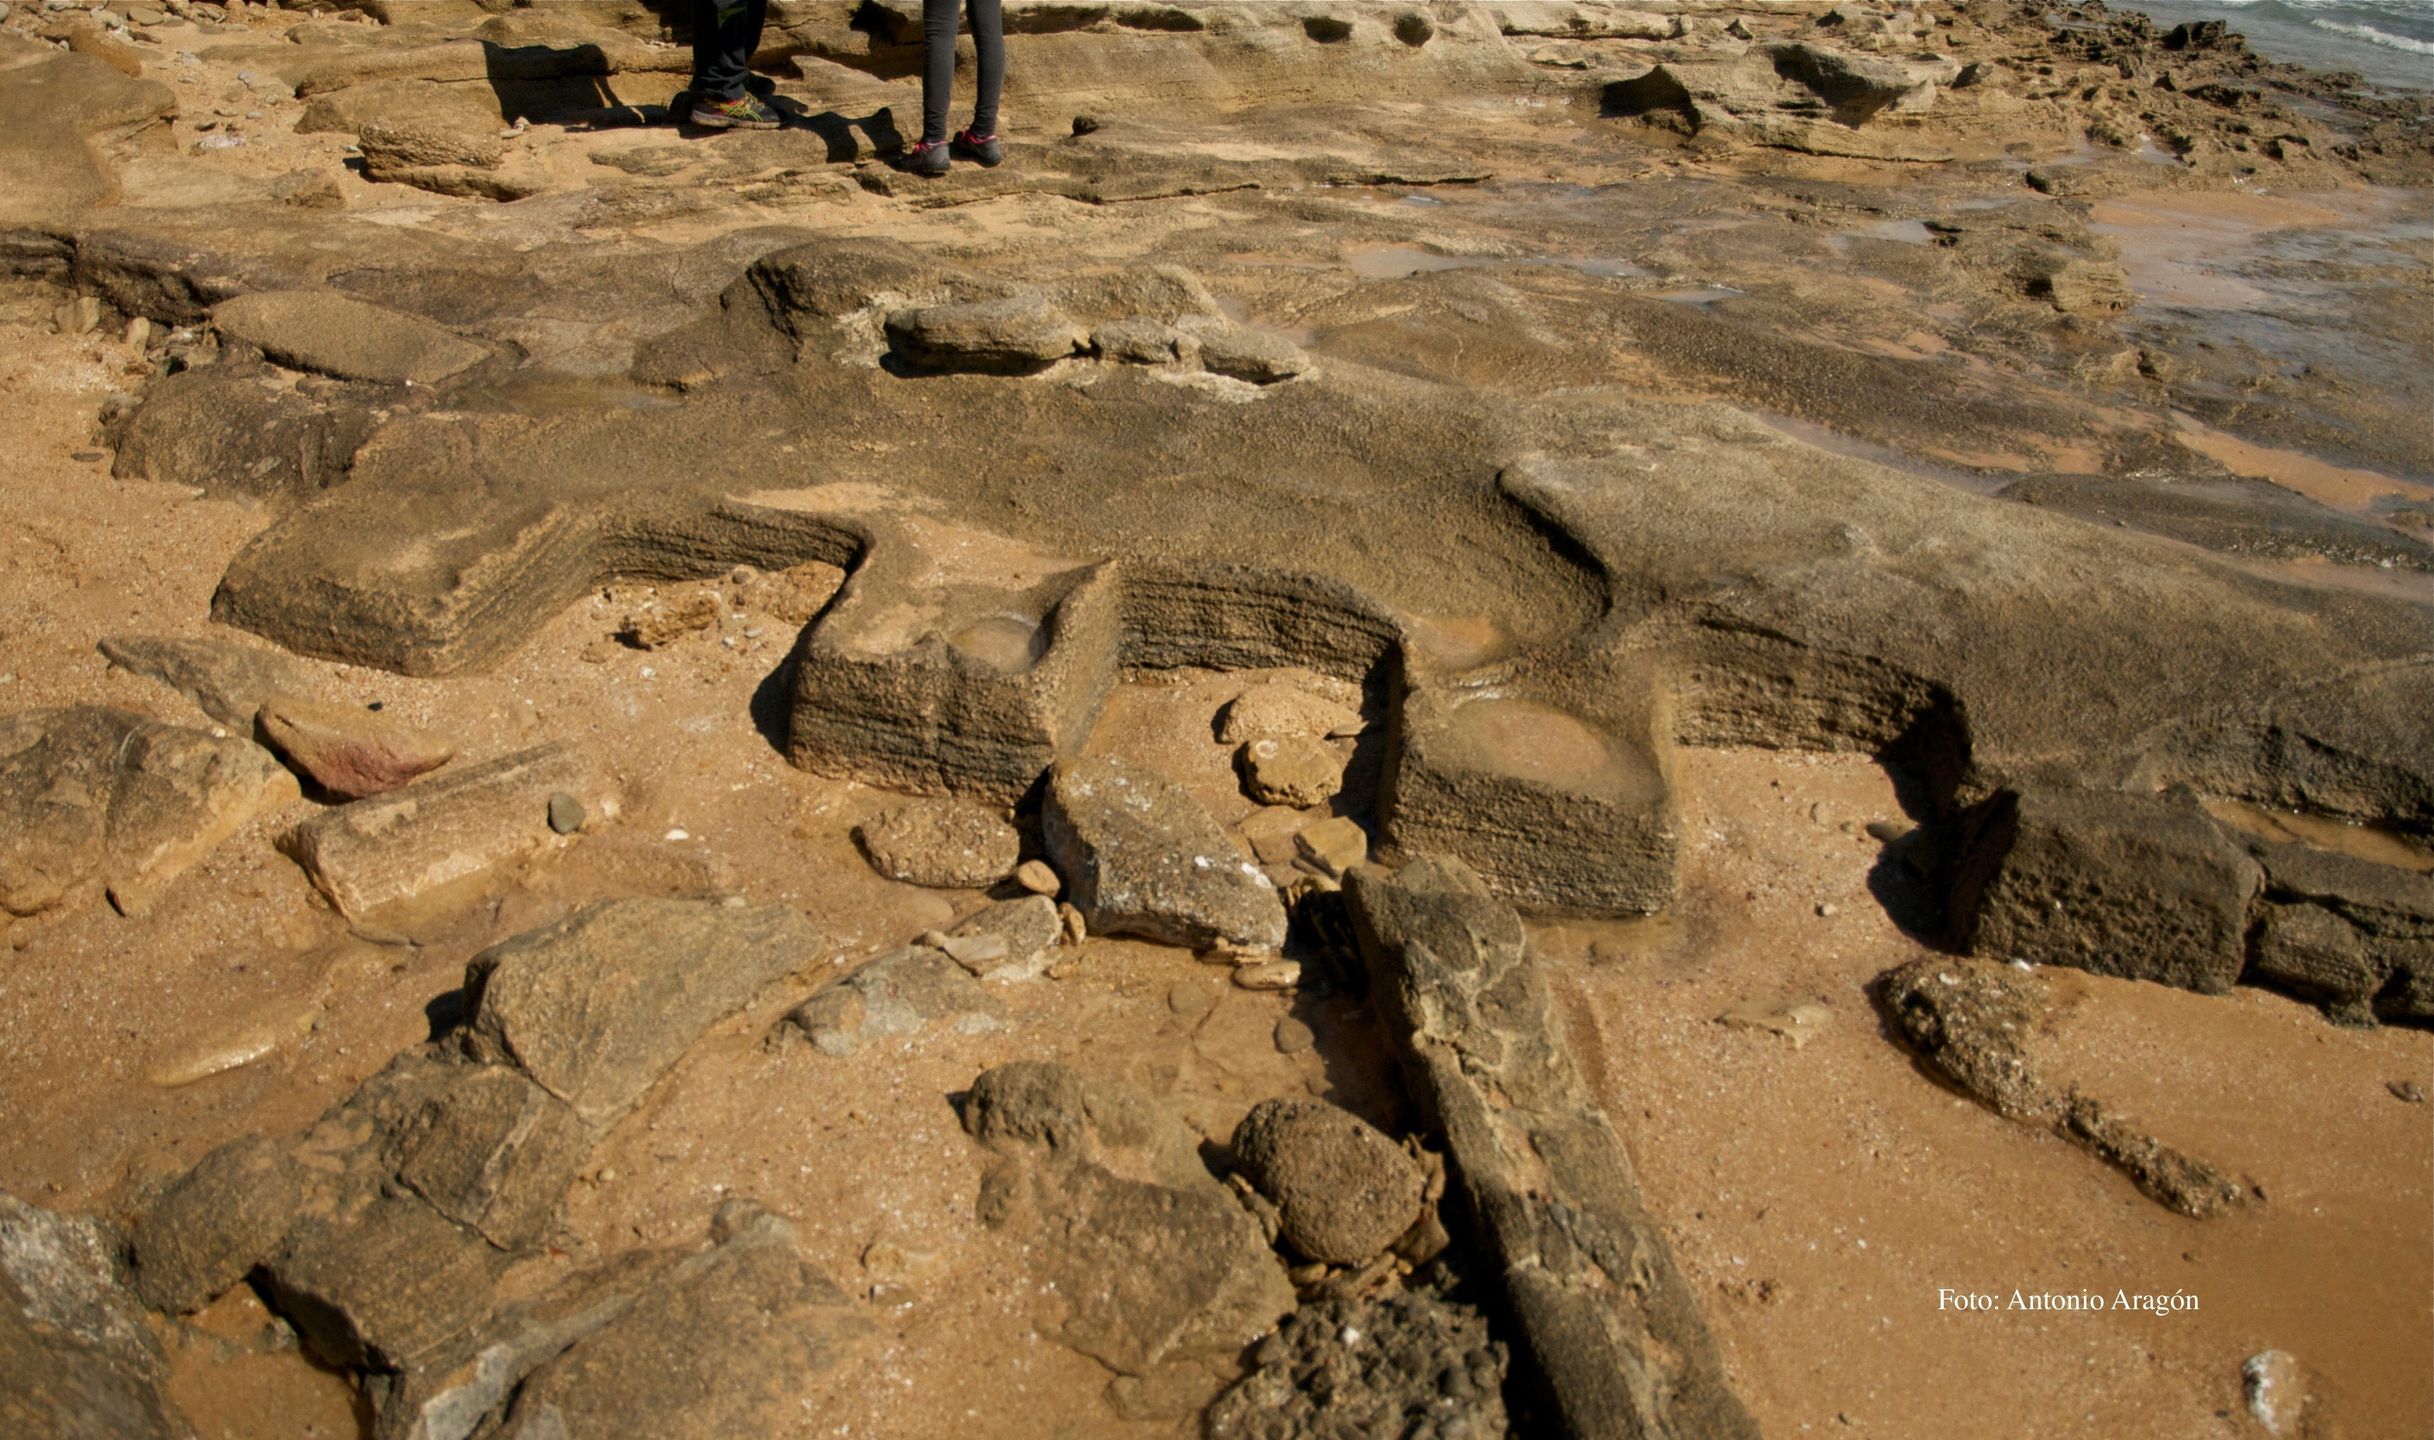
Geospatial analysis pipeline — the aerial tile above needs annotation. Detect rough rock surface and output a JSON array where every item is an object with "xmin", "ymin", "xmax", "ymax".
[
  {"xmin": 1044, "ymin": 756, "xmax": 1287, "ymax": 952},
  {"xmin": 2244, "ymin": 840, "xmax": 2434, "ymax": 1024},
  {"xmin": 98, "ymin": 634, "xmax": 331, "ymax": 730},
  {"xmin": 1239, "ymin": 736, "xmax": 1343, "ymax": 809},
  {"xmin": 945, "ymin": 894, "xmax": 1064, "ymax": 980},
  {"xmin": 961, "ymin": 1061, "xmax": 1294, "ymax": 1408},
  {"xmin": 124, "ymin": 899, "xmax": 825, "ymax": 1430},
  {"xmin": 0, "ymin": 705, "xmax": 298, "ymax": 918},
  {"xmin": 785, "ymin": 945, "xmax": 1004, "ymax": 1055},
  {"xmin": 462, "ymin": 897, "xmax": 817, "ymax": 1122},
  {"xmin": 1206, "ymin": 1277, "xmax": 1508, "ymax": 1440},
  {"xmin": 1, "ymin": 1194, "xmax": 189, "ymax": 1440},
  {"xmin": 1230, "ymin": 1097, "xmax": 1426, "ymax": 1266},
  {"xmin": 853, "ymin": 797, "xmax": 1022, "ymax": 889},
  {"xmin": 1346, "ymin": 857, "xmax": 1758, "ymax": 1440},
  {"xmin": 480, "ymin": 1203, "xmax": 865, "ymax": 1439},
  {"xmin": 258, "ymin": 695, "xmax": 455, "ymax": 798},
  {"xmin": 1219, "ymin": 680, "xmax": 1361, "ymax": 745},
  {"xmin": 1952, "ymin": 787, "xmax": 2262, "ymax": 993},
  {"xmin": 1881, "ymin": 957, "xmax": 2250, "ymax": 1217}
]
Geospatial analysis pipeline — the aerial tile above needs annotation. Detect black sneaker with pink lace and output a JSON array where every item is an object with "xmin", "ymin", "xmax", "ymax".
[{"xmin": 951, "ymin": 127, "xmax": 1003, "ymax": 167}]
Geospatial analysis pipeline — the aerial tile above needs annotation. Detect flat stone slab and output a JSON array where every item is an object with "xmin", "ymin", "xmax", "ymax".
[
  {"xmin": 1, "ymin": 705, "xmax": 298, "ymax": 919},
  {"xmin": 463, "ymin": 896, "xmax": 819, "ymax": 1123},
  {"xmin": 1044, "ymin": 755, "xmax": 1287, "ymax": 952},
  {"xmin": 212, "ymin": 290, "xmax": 489, "ymax": 386}
]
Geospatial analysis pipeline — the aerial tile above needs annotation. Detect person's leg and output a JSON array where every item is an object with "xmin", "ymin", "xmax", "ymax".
[
  {"xmin": 693, "ymin": 0, "xmax": 754, "ymax": 99},
  {"xmin": 966, "ymin": 0, "xmax": 1003, "ymax": 138},
  {"xmin": 921, "ymin": 0, "xmax": 958, "ymax": 145}
]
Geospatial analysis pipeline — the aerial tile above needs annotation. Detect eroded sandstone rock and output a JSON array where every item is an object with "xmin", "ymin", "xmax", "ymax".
[
  {"xmin": 0, "ymin": 1194, "xmax": 187, "ymax": 1440},
  {"xmin": 885, "ymin": 293, "xmax": 1088, "ymax": 374},
  {"xmin": 785, "ymin": 944, "xmax": 1003, "ymax": 1055},
  {"xmin": 1230, "ymin": 1097, "xmax": 1425, "ymax": 1266},
  {"xmin": 462, "ymin": 897, "xmax": 816, "ymax": 1122},
  {"xmin": 1346, "ymin": 857, "xmax": 1758, "ymax": 1440},
  {"xmin": 283, "ymin": 743, "xmax": 591, "ymax": 918},
  {"xmin": 962, "ymin": 1062, "xmax": 1294, "ymax": 1408},
  {"xmin": 213, "ymin": 290, "xmax": 489, "ymax": 386},
  {"xmin": 853, "ymin": 797, "xmax": 1022, "ymax": 888},
  {"xmin": 0, "ymin": 706, "xmax": 298, "ymax": 919},
  {"xmin": 1206, "ymin": 1277, "xmax": 1508, "ymax": 1440},
  {"xmin": 1881, "ymin": 956, "xmax": 2250, "ymax": 1217},
  {"xmin": 1044, "ymin": 755, "xmax": 1287, "ymax": 952},
  {"xmin": 1952, "ymin": 786, "xmax": 2261, "ymax": 993}
]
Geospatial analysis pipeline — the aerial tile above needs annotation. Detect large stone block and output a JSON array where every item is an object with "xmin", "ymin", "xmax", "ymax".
[{"xmin": 1953, "ymin": 787, "xmax": 2261, "ymax": 993}]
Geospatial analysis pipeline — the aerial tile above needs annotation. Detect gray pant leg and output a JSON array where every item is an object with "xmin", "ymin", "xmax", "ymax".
[
  {"xmin": 922, "ymin": 0, "xmax": 1006, "ymax": 142},
  {"xmin": 968, "ymin": 0, "xmax": 1003, "ymax": 137}
]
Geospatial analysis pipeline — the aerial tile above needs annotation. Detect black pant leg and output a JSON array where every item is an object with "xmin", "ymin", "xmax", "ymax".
[{"xmin": 693, "ymin": 0, "xmax": 758, "ymax": 100}]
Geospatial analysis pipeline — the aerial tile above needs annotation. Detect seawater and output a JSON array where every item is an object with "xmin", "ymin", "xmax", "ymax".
[{"xmin": 2112, "ymin": 0, "xmax": 2434, "ymax": 90}]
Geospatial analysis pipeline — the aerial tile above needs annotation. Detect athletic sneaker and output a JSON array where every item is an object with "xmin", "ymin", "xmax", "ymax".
[
  {"xmin": 950, "ymin": 127, "xmax": 1003, "ymax": 167},
  {"xmin": 690, "ymin": 92, "xmax": 782, "ymax": 130},
  {"xmin": 900, "ymin": 138, "xmax": 950, "ymax": 176}
]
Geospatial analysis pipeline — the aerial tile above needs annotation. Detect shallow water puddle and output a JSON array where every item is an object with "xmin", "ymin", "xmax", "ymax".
[
  {"xmin": 2171, "ymin": 412, "xmax": 2434, "ymax": 519},
  {"xmin": 2204, "ymin": 798, "xmax": 2434, "ymax": 874}
]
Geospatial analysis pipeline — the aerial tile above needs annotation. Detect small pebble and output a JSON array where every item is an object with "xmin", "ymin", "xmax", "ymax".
[
  {"xmin": 664, "ymin": 827, "xmax": 689, "ymax": 842},
  {"xmin": 1272, "ymin": 1015, "xmax": 1316, "ymax": 1054},
  {"xmin": 546, "ymin": 791, "xmax": 585, "ymax": 835},
  {"xmin": 71, "ymin": 450, "xmax": 105, "ymax": 463},
  {"xmin": 1014, "ymin": 858, "xmax": 1060, "ymax": 896},
  {"xmin": 2390, "ymin": 1079, "xmax": 2426, "ymax": 1104},
  {"xmin": 1232, "ymin": 959, "xmax": 1301, "ymax": 992}
]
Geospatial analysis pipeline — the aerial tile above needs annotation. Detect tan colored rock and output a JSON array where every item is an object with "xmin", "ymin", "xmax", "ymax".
[
  {"xmin": 1218, "ymin": 680, "xmax": 1360, "ymax": 745},
  {"xmin": 282, "ymin": 743, "xmax": 591, "ymax": 918},
  {"xmin": 617, "ymin": 589, "xmax": 721, "ymax": 649},
  {"xmin": 1293, "ymin": 816, "xmax": 1369, "ymax": 879},
  {"xmin": 1239, "ymin": 736, "xmax": 1342, "ymax": 808},
  {"xmin": 0, "ymin": 706, "xmax": 298, "ymax": 919},
  {"xmin": 855, "ymin": 798, "xmax": 1021, "ymax": 889},
  {"xmin": 258, "ymin": 696, "xmax": 454, "ymax": 799},
  {"xmin": 1014, "ymin": 858, "xmax": 1061, "ymax": 896}
]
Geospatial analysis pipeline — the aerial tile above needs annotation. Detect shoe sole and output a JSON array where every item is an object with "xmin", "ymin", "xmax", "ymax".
[{"xmin": 689, "ymin": 109, "xmax": 782, "ymax": 130}]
